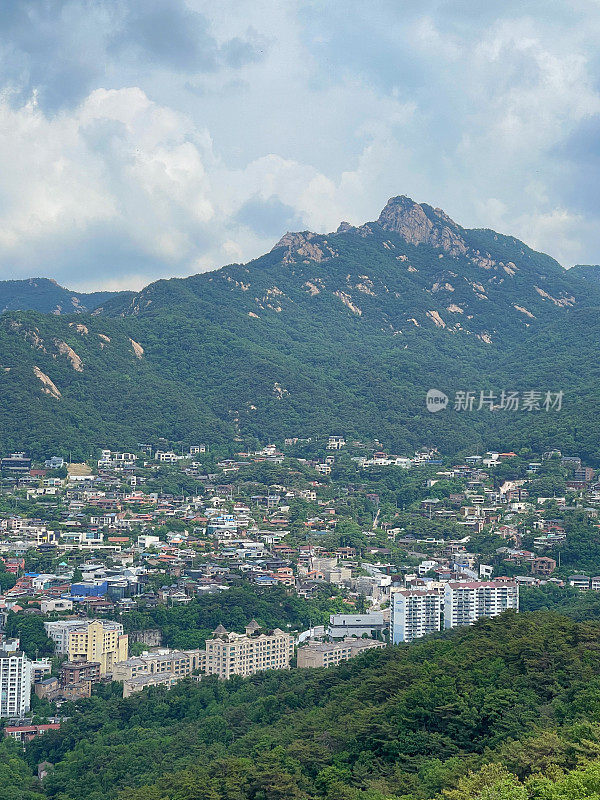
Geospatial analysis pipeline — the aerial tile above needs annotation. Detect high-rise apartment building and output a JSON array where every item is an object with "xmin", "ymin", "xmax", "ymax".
[
  {"xmin": 391, "ymin": 589, "xmax": 442, "ymax": 643},
  {"xmin": 0, "ymin": 649, "xmax": 32, "ymax": 717},
  {"xmin": 44, "ymin": 619, "xmax": 128, "ymax": 675},
  {"xmin": 444, "ymin": 580, "xmax": 519, "ymax": 628}
]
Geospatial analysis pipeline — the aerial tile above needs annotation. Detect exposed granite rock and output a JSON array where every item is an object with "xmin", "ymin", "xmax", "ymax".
[
  {"xmin": 272, "ymin": 231, "xmax": 337, "ymax": 264},
  {"xmin": 376, "ymin": 196, "xmax": 468, "ymax": 257}
]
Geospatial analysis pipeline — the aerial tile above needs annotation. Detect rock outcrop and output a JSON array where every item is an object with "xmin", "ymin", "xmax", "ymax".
[{"xmin": 376, "ymin": 196, "xmax": 468, "ymax": 257}]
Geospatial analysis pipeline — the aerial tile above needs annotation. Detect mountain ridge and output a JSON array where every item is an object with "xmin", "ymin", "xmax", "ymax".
[
  {"xmin": 1, "ymin": 194, "xmax": 599, "ymax": 460},
  {"xmin": 0, "ymin": 276, "xmax": 131, "ymax": 315}
]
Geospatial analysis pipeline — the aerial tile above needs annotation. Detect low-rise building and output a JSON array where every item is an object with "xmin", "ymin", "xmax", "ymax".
[
  {"xmin": 297, "ymin": 637, "xmax": 385, "ymax": 668},
  {"xmin": 327, "ymin": 613, "xmax": 385, "ymax": 639},
  {"xmin": 4, "ymin": 723, "xmax": 60, "ymax": 743},
  {"xmin": 531, "ymin": 557, "xmax": 556, "ymax": 576},
  {"xmin": 112, "ymin": 649, "xmax": 204, "ymax": 682},
  {"xmin": 122, "ymin": 673, "xmax": 182, "ymax": 698},
  {"xmin": 60, "ymin": 661, "xmax": 101, "ymax": 686},
  {"xmin": 569, "ymin": 574, "xmax": 591, "ymax": 591}
]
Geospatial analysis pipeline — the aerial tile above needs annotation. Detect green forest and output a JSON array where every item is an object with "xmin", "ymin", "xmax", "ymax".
[
  {"xmin": 4, "ymin": 611, "xmax": 600, "ymax": 799},
  {"xmin": 2, "ymin": 217, "xmax": 600, "ymax": 462}
]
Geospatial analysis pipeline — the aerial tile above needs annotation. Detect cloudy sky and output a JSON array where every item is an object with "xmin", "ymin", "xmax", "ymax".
[{"xmin": 0, "ymin": 0, "xmax": 599, "ymax": 291}]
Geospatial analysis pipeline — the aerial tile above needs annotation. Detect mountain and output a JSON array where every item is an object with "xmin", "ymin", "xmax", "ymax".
[
  {"xmin": 568, "ymin": 264, "xmax": 600, "ymax": 284},
  {"xmin": 2, "ymin": 195, "xmax": 600, "ymax": 460},
  {"xmin": 105, "ymin": 195, "xmax": 595, "ymax": 339},
  {"xmin": 0, "ymin": 277, "xmax": 129, "ymax": 314}
]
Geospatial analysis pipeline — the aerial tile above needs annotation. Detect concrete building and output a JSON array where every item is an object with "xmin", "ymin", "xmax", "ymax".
[
  {"xmin": 123, "ymin": 673, "xmax": 182, "ymax": 698},
  {"xmin": 391, "ymin": 589, "xmax": 442, "ymax": 643},
  {"xmin": 327, "ymin": 613, "xmax": 385, "ymax": 639},
  {"xmin": 531, "ymin": 557, "xmax": 556, "ymax": 576},
  {"xmin": 40, "ymin": 598, "xmax": 73, "ymax": 613},
  {"xmin": 128, "ymin": 629, "xmax": 162, "ymax": 648},
  {"xmin": 4, "ymin": 723, "xmax": 60, "ymax": 742},
  {"xmin": 568, "ymin": 574, "xmax": 590, "ymax": 591},
  {"xmin": 444, "ymin": 581, "xmax": 519, "ymax": 629},
  {"xmin": 31, "ymin": 658, "xmax": 52, "ymax": 683},
  {"xmin": 0, "ymin": 649, "xmax": 32, "ymax": 718},
  {"xmin": 112, "ymin": 649, "xmax": 204, "ymax": 682},
  {"xmin": 204, "ymin": 621, "xmax": 293, "ymax": 679},
  {"xmin": 60, "ymin": 661, "xmax": 101, "ymax": 686},
  {"xmin": 297, "ymin": 637, "xmax": 386, "ymax": 668},
  {"xmin": 44, "ymin": 619, "xmax": 128, "ymax": 675}
]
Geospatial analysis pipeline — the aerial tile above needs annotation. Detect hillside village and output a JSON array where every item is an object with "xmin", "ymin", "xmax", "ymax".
[{"xmin": 0, "ymin": 434, "xmax": 599, "ymax": 742}]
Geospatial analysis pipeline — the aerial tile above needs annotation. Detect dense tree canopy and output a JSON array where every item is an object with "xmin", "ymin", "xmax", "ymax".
[{"xmin": 7, "ymin": 611, "xmax": 600, "ymax": 800}]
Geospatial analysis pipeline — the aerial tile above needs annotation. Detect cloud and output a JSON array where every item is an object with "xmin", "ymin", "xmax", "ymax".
[
  {"xmin": 0, "ymin": 0, "xmax": 600, "ymax": 289},
  {"xmin": 235, "ymin": 195, "xmax": 302, "ymax": 238},
  {"xmin": 108, "ymin": 0, "xmax": 220, "ymax": 73}
]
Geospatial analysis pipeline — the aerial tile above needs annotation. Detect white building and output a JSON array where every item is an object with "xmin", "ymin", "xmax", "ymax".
[
  {"xmin": 327, "ymin": 613, "xmax": 385, "ymax": 639},
  {"xmin": 0, "ymin": 649, "xmax": 32, "ymax": 717},
  {"xmin": 40, "ymin": 597, "xmax": 73, "ymax": 614},
  {"xmin": 154, "ymin": 451, "xmax": 184, "ymax": 464},
  {"xmin": 98, "ymin": 450, "xmax": 137, "ymax": 468},
  {"xmin": 391, "ymin": 589, "xmax": 442, "ymax": 643},
  {"xmin": 444, "ymin": 581, "xmax": 519, "ymax": 629}
]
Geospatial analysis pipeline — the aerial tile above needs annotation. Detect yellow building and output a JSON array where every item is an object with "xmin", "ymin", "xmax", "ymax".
[{"xmin": 66, "ymin": 620, "xmax": 128, "ymax": 676}]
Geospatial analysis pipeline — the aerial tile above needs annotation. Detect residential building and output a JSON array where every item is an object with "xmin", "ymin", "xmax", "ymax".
[
  {"xmin": 44, "ymin": 619, "xmax": 128, "ymax": 676},
  {"xmin": 31, "ymin": 658, "xmax": 52, "ymax": 683},
  {"xmin": 531, "ymin": 557, "xmax": 556, "ymax": 576},
  {"xmin": 204, "ymin": 621, "xmax": 293, "ymax": 679},
  {"xmin": 40, "ymin": 597, "xmax": 73, "ymax": 613},
  {"xmin": 4, "ymin": 723, "xmax": 60, "ymax": 743},
  {"xmin": 327, "ymin": 613, "xmax": 385, "ymax": 639},
  {"xmin": 44, "ymin": 456, "xmax": 65, "ymax": 470},
  {"xmin": 391, "ymin": 589, "xmax": 442, "ymax": 643},
  {"xmin": 444, "ymin": 581, "xmax": 519, "ymax": 628},
  {"xmin": 123, "ymin": 673, "xmax": 182, "ymax": 698},
  {"xmin": 60, "ymin": 661, "xmax": 101, "ymax": 686},
  {"xmin": 1, "ymin": 453, "xmax": 31, "ymax": 473},
  {"xmin": 297, "ymin": 637, "xmax": 386, "ymax": 668},
  {"xmin": 0, "ymin": 649, "xmax": 32, "ymax": 717},
  {"xmin": 112, "ymin": 649, "xmax": 204, "ymax": 682},
  {"xmin": 569, "ymin": 574, "xmax": 591, "ymax": 591}
]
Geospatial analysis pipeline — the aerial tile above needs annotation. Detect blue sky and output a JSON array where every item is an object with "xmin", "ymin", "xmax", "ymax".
[{"xmin": 0, "ymin": 0, "xmax": 598, "ymax": 290}]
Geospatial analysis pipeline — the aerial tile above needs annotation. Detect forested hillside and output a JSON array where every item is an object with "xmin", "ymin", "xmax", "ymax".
[
  {"xmin": 8, "ymin": 611, "xmax": 600, "ymax": 799},
  {"xmin": 0, "ymin": 278, "xmax": 126, "ymax": 315},
  {"xmin": 567, "ymin": 264, "xmax": 600, "ymax": 284},
  {"xmin": 2, "ymin": 196, "xmax": 600, "ymax": 460}
]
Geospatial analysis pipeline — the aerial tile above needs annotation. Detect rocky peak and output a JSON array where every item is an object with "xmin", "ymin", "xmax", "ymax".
[
  {"xmin": 376, "ymin": 196, "xmax": 468, "ymax": 257},
  {"xmin": 272, "ymin": 231, "xmax": 336, "ymax": 264}
]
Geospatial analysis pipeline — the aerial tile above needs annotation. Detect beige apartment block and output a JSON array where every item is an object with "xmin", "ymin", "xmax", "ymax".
[
  {"xmin": 112, "ymin": 649, "xmax": 205, "ymax": 682},
  {"xmin": 204, "ymin": 621, "xmax": 293, "ymax": 679},
  {"xmin": 297, "ymin": 637, "xmax": 386, "ymax": 668},
  {"xmin": 123, "ymin": 673, "xmax": 182, "ymax": 698}
]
